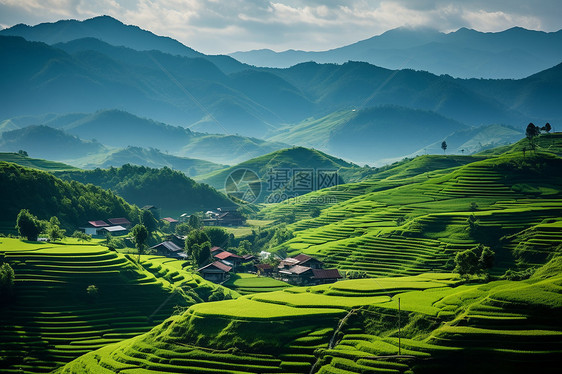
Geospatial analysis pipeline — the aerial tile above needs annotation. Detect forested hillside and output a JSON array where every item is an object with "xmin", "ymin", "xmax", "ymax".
[
  {"xmin": 0, "ymin": 162, "xmax": 139, "ymax": 231},
  {"xmin": 55, "ymin": 164, "xmax": 233, "ymax": 217}
]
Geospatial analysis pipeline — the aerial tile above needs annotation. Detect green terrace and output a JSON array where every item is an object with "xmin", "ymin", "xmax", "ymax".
[
  {"xmin": 0, "ymin": 239, "xmax": 232, "ymax": 373},
  {"xmin": 57, "ymin": 267, "xmax": 562, "ymax": 373}
]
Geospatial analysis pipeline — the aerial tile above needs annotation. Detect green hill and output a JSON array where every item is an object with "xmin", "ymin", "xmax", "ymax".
[
  {"xmin": 75, "ymin": 146, "xmax": 226, "ymax": 177},
  {"xmin": 0, "ymin": 153, "xmax": 79, "ymax": 172},
  {"xmin": 54, "ymin": 164, "xmax": 233, "ymax": 218},
  {"xmin": 198, "ymin": 146, "xmax": 367, "ymax": 203},
  {"xmin": 0, "ymin": 239, "xmax": 237, "ymax": 373},
  {"xmin": 257, "ymin": 140, "xmax": 562, "ymax": 278},
  {"xmin": 59, "ymin": 262, "xmax": 562, "ymax": 374},
  {"xmin": 0, "ymin": 161, "xmax": 139, "ymax": 232},
  {"xmin": 0, "ymin": 125, "xmax": 105, "ymax": 161}
]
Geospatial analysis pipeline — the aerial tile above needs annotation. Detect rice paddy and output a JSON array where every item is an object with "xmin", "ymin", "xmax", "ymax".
[{"xmin": 0, "ymin": 239, "xmax": 231, "ymax": 373}]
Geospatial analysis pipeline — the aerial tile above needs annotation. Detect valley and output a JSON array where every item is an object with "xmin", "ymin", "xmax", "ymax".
[{"xmin": 0, "ymin": 13, "xmax": 560, "ymax": 374}]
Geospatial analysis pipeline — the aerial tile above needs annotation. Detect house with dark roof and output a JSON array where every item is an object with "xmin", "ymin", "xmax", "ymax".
[
  {"xmin": 108, "ymin": 218, "xmax": 132, "ymax": 229},
  {"xmin": 151, "ymin": 241, "xmax": 186, "ymax": 259},
  {"xmin": 203, "ymin": 207, "xmax": 245, "ymax": 227},
  {"xmin": 198, "ymin": 261, "xmax": 232, "ymax": 283},
  {"xmin": 276, "ymin": 253, "xmax": 340, "ymax": 285},
  {"xmin": 311, "ymin": 269, "xmax": 342, "ymax": 284},
  {"xmin": 255, "ymin": 263, "xmax": 273, "ymax": 276}
]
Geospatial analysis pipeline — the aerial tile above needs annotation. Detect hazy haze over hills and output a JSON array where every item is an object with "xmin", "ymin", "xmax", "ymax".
[{"xmin": 0, "ymin": 16, "xmax": 560, "ymax": 166}]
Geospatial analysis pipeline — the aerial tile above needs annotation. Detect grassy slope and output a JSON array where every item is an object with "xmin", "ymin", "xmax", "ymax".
[
  {"xmin": 0, "ymin": 152, "xmax": 79, "ymax": 171},
  {"xmin": 0, "ymin": 239, "xmax": 235, "ymax": 373},
  {"xmin": 58, "ymin": 265, "xmax": 562, "ymax": 373},
  {"xmin": 257, "ymin": 137, "xmax": 562, "ymax": 277}
]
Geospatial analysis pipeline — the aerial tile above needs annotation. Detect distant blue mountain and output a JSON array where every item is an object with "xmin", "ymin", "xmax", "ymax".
[
  {"xmin": 231, "ymin": 26, "xmax": 562, "ymax": 79},
  {"xmin": 0, "ymin": 15, "xmax": 246, "ymax": 74}
]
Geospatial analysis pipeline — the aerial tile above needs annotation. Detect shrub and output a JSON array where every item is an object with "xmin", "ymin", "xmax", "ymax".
[{"xmin": 0, "ymin": 263, "xmax": 15, "ymax": 298}]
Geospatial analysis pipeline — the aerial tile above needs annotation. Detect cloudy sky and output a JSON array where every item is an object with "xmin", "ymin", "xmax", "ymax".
[{"xmin": 0, "ymin": 0, "xmax": 561, "ymax": 54}]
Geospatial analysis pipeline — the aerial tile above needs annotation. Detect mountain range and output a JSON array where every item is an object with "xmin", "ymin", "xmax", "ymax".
[
  {"xmin": 231, "ymin": 26, "xmax": 562, "ymax": 79},
  {"xmin": 0, "ymin": 16, "xmax": 560, "ymax": 166}
]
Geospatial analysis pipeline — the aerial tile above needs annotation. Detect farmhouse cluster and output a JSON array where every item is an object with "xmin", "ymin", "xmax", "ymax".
[{"xmin": 198, "ymin": 248, "xmax": 342, "ymax": 286}]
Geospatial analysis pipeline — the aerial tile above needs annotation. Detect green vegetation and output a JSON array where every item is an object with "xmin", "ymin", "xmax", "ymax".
[
  {"xmin": 0, "ymin": 161, "xmax": 139, "ymax": 233},
  {"xmin": 0, "ymin": 238, "xmax": 233, "ymax": 373},
  {"xmin": 223, "ymin": 273, "xmax": 292, "ymax": 295},
  {"xmin": 0, "ymin": 152, "xmax": 79, "ymax": 171},
  {"xmin": 58, "ymin": 265, "xmax": 562, "ymax": 373},
  {"xmin": 257, "ymin": 143, "xmax": 562, "ymax": 278},
  {"xmin": 55, "ymin": 164, "xmax": 232, "ymax": 217}
]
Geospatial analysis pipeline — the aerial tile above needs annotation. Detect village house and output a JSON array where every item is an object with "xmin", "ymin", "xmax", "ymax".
[
  {"xmin": 151, "ymin": 241, "xmax": 187, "ymax": 259},
  {"xmin": 101, "ymin": 225, "xmax": 128, "ymax": 236},
  {"xmin": 142, "ymin": 205, "xmax": 160, "ymax": 219},
  {"xmin": 255, "ymin": 263, "xmax": 273, "ymax": 276},
  {"xmin": 203, "ymin": 207, "xmax": 244, "ymax": 227},
  {"xmin": 214, "ymin": 250, "xmax": 244, "ymax": 269},
  {"xmin": 107, "ymin": 217, "xmax": 132, "ymax": 229},
  {"xmin": 81, "ymin": 220, "xmax": 109, "ymax": 236},
  {"xmin": 198, "ymin": 261, "xmax": 232, "ymax": 283},
  {"xmin": 162, "ymin": 217, "xmax": 179, "ymax": 230},
  {"xmin": 277, "ymin": 253, "xmax": 341, "ymax": 285}
]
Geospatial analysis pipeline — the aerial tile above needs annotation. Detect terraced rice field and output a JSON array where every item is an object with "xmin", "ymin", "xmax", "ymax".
[
  {"xmin": 223, "ymin": 273, "xmax": 292, "ymax": 295},
  {"xmin": 58, "ymin": 268, "xmax": 562, "ymax": 373},
  {"xmin": 0, "ymin": 239, "xmax": 227, "ymax": 373},
  {"xmin": 262, "ymin": 154, "xmax": 562, "ymax": 277}
]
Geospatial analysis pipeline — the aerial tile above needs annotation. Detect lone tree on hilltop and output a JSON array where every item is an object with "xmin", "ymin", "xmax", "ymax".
[
  {"xmin": 526, "ymin": 123, "xmax": 541, "ymax": 152},
  {"xmin": 441, "ymin": 141, "xmax": 448, "ymax": 154},
  {"xmin": 542, "ymin": 122, "xmax": 551, "ymax": 133},
  {"xmin": 16, "ymin": 209, "xmax": 41, "ymax": 241}
]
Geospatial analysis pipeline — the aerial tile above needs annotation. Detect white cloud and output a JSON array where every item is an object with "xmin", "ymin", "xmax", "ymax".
[{"xmin": 0, "ymin": 0, "xmax": 560, "ymax": 54}]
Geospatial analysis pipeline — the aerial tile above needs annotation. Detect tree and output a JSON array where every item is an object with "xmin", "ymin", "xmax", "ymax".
[
  {"xmin": 72, "ymin": 230, "xmax": 92, "ymax": 242},
  {"xmin": 525, "ymin": 123, "xmax": 540, "ymax": 151},
  {"xmin": 237, "ymin": 239, "xmax": 253, "ymax": 255},
  {"xmin": 17, "ymin": 150, "xmax": 28, "ymax": 157},
  {"xmin": 0, "ymin": 263, "xmax": 15, "ymax": 298},
  {"xmin": 15, "ymin": 209, "xmax": 41, "ymax": 241},
  {"xmin": 184, "ymin": 230, "xmax": 211, "ymax": 258},
  {"xmin": 47, "ymin": 216, "xmax": 65, "ymax": 242},
  {"xmin": 441, "ymin": 141, "xmax": 447, "ymax": 154},
  {"xmin": 192, "ymin": 241, "xmax": 212, "ymax": 267},
  {"xmin": 454, "ymin": 244, "xmax": 494, "ymax": 276},
  {"xmin": 542, "ymin": 122, "xmax": 551, "ymax": 133},
  {"xmin": 141, "ymin": 210, "xmax": 158, "ymax": 233},
  {"xmin": 175, "ymin": 222, "xmax": 192, "ymax": 236},
  {"xmin": 204, "ymin": 226, "xmax": 230, "ymax": 248},
  {"xmin": 131, "ymin": 224, "xmax": 148, "ymax": 261},
  {"xmin": 188, "ymin": 214, "xmax": 202, "ymax": 230}
]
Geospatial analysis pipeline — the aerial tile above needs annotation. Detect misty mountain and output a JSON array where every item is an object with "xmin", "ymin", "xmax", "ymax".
[
  {"xmin": 0, "ymin": 125, "xmax": 105, "ymax": 160},
  {"xmin": 1, "ymin": 17, "xmax": 561, "ymax": 165},
  {"xmin": 0, "ymin": 15, "xmax": 246, "ymax": 74},
  {"xmin": 79, "ymin": 146, "xmax": 226, "ymax": 177},
  {"xmin": 231, "ymin": 26, "xmax": 562, "ymax": 79}
]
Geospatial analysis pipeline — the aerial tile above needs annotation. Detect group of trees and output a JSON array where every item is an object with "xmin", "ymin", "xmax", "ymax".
[
  {"xmin": 2, "ymin": 162, "xmax": 139, "ymax": 231},
  {"xmin": 55, "ymin": 164, "xmax": 231, "ymax": 214},
  {"xmin": 525, "ymin": 122, "xmax": 552, "ymax": 152},
  {"xmin": 454, "ymin": 244, "xmax": 494, "ymax": 276},
  {"xmin": 15, "ymin": 209, "xmax": 66, "ymax": 242}
]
